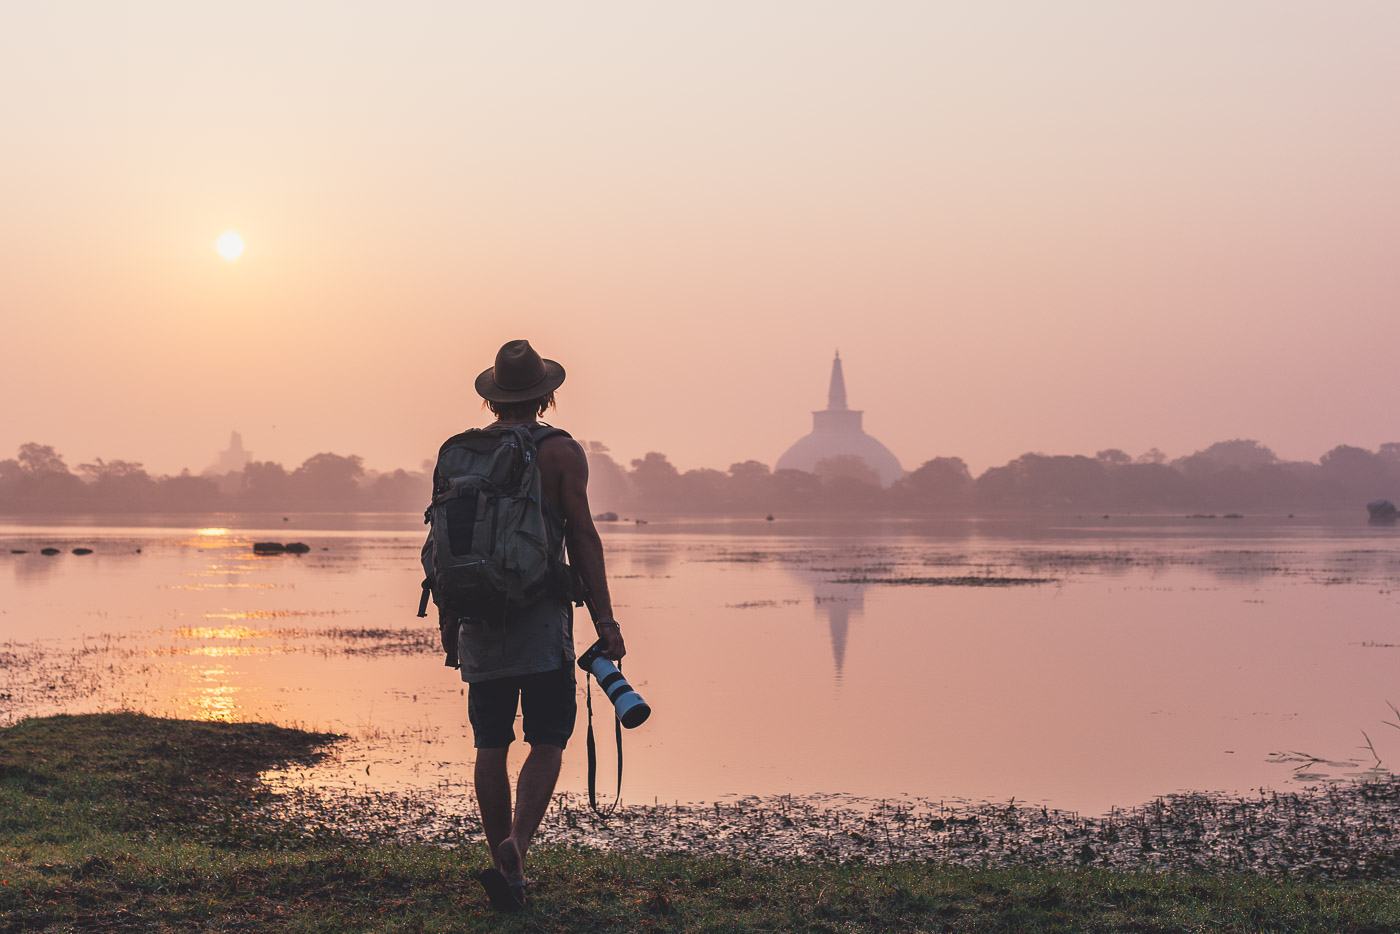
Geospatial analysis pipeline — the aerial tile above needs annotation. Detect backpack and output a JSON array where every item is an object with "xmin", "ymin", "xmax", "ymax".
[{"xmin": 416, "ymin": 424, "xmax": 572, "ymax": 626}]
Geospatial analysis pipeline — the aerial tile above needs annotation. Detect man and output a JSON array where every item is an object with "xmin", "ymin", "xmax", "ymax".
[{"xmin": 446, "ymin": 339, "xmax": 624, "ymax": 911}]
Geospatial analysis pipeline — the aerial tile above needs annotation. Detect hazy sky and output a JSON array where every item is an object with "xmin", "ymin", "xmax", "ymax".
[{"xmin": 4, "ymin": 2, "xmax": 1399, "ymax": 477}]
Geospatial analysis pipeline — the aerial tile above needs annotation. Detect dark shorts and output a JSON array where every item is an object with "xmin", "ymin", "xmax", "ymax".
[{"xmin": 467, "ymin": 663, "xmax": 577, "ymax": 749}]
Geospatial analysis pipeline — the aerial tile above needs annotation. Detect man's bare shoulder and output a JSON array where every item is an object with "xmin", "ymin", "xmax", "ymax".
[{"xmin": 538, "ymin": 432, "xmax": 587, "ymax": 472}]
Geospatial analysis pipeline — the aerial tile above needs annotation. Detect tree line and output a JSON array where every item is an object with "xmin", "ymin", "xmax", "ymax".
[
  {"xmin": 0, "ymin": 444, "xmax": 420, "ymax": 513},
  {"xmin": 3, "ymin": 438, "xmax": 1398, "ymax": 516},
  {"xmin": 585, "ymin": 439, "xmax": 1400, "ymax": 514}
]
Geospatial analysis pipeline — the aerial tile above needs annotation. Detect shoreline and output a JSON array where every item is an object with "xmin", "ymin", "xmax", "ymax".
[
  {"xmin": 4, "ymin": 712, "xmax": 1400, "ymax": 932},
  {"xmin": 267, "ymin": 760, "xmax": 1400, "ymax": 880}
]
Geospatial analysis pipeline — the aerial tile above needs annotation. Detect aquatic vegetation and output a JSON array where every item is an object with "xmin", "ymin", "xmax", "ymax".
[
  {"xmin": 263, "ymin": 775, "xmax": 1400, "ymax": 881},
  {"xmin": 825, "ymin": 575, "xmax": 1055, "ymax": 586}
]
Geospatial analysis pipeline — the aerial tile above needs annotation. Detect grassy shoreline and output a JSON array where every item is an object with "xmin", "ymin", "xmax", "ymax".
[{"xmin": 4, "ymin": 714, "xmax": 1399, "ymax": 933}]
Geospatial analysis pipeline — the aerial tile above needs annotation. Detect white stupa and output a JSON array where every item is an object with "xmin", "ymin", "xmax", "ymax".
[{"xmin": 775, "ymin": 353, "xmax": 904, "ymax": 486}]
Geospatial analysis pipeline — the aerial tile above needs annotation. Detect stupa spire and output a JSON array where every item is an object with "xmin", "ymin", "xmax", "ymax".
[
  {"xmin": 827, "ymin": 351, "xmax": 847, "ymax": 411},
  {"xmin": 777, "ymin": 351, "xmax": 904, "ymax": 485}
]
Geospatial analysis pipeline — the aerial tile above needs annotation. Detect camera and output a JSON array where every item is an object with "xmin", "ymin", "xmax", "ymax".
[{"xmin": 577, "ymin": 640, "xmax": 651, "ymax": 728}]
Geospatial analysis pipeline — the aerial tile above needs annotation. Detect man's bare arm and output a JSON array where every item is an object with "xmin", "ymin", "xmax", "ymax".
[{"xmin": 547, "ymin": 438, "xmax": 625, "ymax": 660}]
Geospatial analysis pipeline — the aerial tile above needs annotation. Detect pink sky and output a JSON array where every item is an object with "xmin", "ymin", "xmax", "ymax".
[{"xmin": 3, "ymin": 2, "xmax": 1398, "ymax": 477}]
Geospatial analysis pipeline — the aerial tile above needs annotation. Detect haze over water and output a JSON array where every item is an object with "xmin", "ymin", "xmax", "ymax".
[{"xmin": 5, "ymin": 515, "xmax": 1398, "ymax": 816}]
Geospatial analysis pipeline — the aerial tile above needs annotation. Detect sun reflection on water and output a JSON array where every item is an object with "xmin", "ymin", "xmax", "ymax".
[
  {"xmin": 175, "ymin": 625, "xmax": 271, "ymax": 640},
  {"xmin": 178, "ymin": 528, "xmax": 247, "ymax": 550},
  {"xmin": 171, "ymin": 645, "xmax": 279, "ymax": 658},
  {"xmin": 187, "ymin": 666, "xmax": 239, "ymax": 722}
]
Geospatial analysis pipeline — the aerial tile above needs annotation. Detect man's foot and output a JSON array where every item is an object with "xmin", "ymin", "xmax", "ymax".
[
  {"xmin": 496, "ymin": 837, "xmax": 525, "ymax": 885},
  {"xmin": 476, "ymin": 868, "xmax": 525, "ymax": 912}
]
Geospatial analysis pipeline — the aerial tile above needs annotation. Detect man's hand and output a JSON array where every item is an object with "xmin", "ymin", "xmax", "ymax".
[{"xmin": 594, "ymin": 620, "xmax": 625, "ymax": 661}]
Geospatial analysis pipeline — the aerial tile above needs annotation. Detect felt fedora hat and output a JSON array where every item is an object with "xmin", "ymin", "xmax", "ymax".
[{"xmin": 475, "ymin": 340, "xmax": 566, "ymax": 403}]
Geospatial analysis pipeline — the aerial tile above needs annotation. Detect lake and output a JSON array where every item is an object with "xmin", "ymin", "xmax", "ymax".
[{"xmin": 3, "ymin": 513, "xmax": 1398, "ymax": 818}]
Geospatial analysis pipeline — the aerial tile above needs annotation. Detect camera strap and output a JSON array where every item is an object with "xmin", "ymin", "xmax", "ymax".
[{"xmin": 584, "ymin": 667, "xmax": 624, "ymax": 816}]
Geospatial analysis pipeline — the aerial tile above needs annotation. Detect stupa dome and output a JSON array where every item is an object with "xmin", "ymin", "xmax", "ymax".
[{"xmin": 775, "ymin": 353, "xmax": 904, "ymax": 486}]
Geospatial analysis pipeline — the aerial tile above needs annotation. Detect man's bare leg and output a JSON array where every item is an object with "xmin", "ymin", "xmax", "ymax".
[
  {"xmin": 474, "ymin": 747, "xmax": 512, "ymax": 872},
  {"xmin": 495, "ymin": 743, "xmax": 563, "ymax": 885}
]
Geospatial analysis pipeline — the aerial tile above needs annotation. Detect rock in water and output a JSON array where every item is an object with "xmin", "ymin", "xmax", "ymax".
[
  {"xmin": 283, "ymin": 542, "xmax": 311, "ymax": 554},
  {"xmin": 252, "ymin": 542, "xmax": 286, "ymax": 554},
  {"xmin": 1367, "ymin": 499, "xmax": 1398, "ymax": 525},
  {"xmin": 40, "ymin": 548, "xmax": 60, "ymax": 556},
  {"xmin": 72, "ymin": 548, "xmax": 93, "ymax": 555}
]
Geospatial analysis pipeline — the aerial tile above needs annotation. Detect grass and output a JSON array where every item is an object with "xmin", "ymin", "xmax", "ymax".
[{"xmin": 4, "ymin": 714, "xmax": 1400, "ymax": 932}]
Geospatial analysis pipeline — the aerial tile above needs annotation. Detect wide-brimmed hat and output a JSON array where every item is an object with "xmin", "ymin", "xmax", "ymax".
[{"xmin": 475, "ymin": 340, "xmax": 566, "ymax": 403}]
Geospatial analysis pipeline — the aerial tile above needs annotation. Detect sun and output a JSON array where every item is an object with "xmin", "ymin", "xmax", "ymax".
[{"xmin": 216, "ymin": 231, "xmax": 245, "ymax": 260}]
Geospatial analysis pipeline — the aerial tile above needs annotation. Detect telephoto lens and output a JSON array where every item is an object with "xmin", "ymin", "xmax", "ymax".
[{"xmin": 577, "ymin": 641, "xmax": 651, "ymax": 728}]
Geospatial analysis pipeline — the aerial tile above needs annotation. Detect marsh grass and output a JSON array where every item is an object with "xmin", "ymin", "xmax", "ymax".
[{"xmin": 5, "ymin": 714, "xmax": 1400, "ymax": 933}]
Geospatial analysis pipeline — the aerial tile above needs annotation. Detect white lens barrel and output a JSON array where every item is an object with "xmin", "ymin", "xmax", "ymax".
[{"xmin": 587, "ymin": 656, "xmax": 652, "ymax": 729}]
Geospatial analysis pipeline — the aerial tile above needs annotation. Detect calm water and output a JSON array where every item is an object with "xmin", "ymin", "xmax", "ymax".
[{"xmin": 3, "ymin": 514, "xmax": 1399, "ymax": 815}]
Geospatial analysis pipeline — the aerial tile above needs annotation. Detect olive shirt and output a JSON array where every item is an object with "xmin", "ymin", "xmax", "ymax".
[
  {"xmin": 456, "ymin": 596, "xmax": 574, "ymax": 683},
  {"xmin": 454, "ymin": 437, "xmax": 575, "ymax": 683}
]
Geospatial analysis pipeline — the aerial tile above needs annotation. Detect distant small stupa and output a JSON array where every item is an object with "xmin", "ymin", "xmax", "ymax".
[
  {"xmin": 208, "ymin": 431, "xmax": 251, "ymax": 475},
  {"xmin": 775, "ymin": 353, "xmax": 904, "ymax": 485}
]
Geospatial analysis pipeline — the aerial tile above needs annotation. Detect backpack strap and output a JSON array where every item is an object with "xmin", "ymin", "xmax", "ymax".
[{"xmin": 524, "ymin": 424, "xmax": 572, "ymax": 511}]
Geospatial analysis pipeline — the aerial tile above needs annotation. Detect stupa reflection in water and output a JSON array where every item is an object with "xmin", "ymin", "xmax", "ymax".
[{"xmin": 808, "ymin": 574, "xmax": 867, "ymax": 687}]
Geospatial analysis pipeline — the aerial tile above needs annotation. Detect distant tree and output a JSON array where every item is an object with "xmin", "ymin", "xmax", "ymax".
[
  {"xmin": 814, "ymin": 456, "xmax": 883, "ymax": 509},
  {"xmin": 1163, "ymin": 440, "xmax": 1300, "ymax": 509},
  {"xmin": 1095, "ymin": 449, "xmax": 1132, "ymax": 466},
  {"xmin": 975, "ymin": 453, "xmax": 1107, "ymax": 509},
  {"xmin": 629, "ymin": 452, "xmax": 681, "ymax": 506},
  {"xmin": 364, "ymin": 468, "xmax": 428, "ymax": 511},
  {"xmin": 1108, "ymin": 462, "xmax": 1192, "ymax": 509},
  {"xmin": 1175, "ymin": 439, "xmax": 1277, "ymax": 472},
  {"xmin": 1319, "ymin": 445, "xmax": 1393, "ymax": 501},
  {"xmin": 0, "ymin": 459, "xmax": 19, "ymax": 511},
  {"xmin": 814, "ymin": 455, "xmax": 880, "ymax": 486},
  {"xmin": 77, "ymin": 458, "xmax": 156, "ymax": 510},
  {"xmin": 158, "ymin": 470, "xmax": 221, "ymax": 511},
  {"xmin": 17, "ymin": 443, "xmax": 70, "ymax": 475},
  {"xmin": 1134, "ymin": 448, "xmax": 1167, "ymax": 465},
  {"xmin": 1, "ymin": 443, "xmax": 85, "ymax": 510},
  {"xmin": 240, "ymin": 460, "xmax": 292, "ymax": 508},
  {"xmin": 893, "ymin": 456, "xmax": 973, "ymax": 509},
  {"xmin": 581, "ymin": 442, "xmax": 631, "ymax": 512},
  {"xmin": 679, "ymin": 468, "xmax": 727, "ymax": 508},
  {"xmin": 726, "ymin": 460, "xmax": 773, "ymax": 510},
  {"xmin": 771, "ymin": 468, "xmax": 824, "ymax": 512},
  {"xmin": 728, "ymin": 460, "xmax": 771, "ymax": 483},
  {"xmin": 77, "ymin": 458, "xmax": 149, "ymax": 482},
  {"xmin": 292, "ymin": 453, "xmax": 365, "ymax": 505}
]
